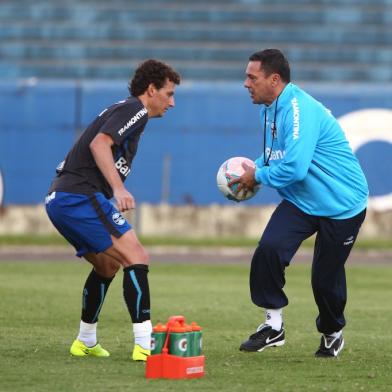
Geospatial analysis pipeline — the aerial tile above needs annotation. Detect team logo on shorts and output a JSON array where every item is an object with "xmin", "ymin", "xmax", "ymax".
[{"xmin": 112, "ymin": 212, "xmax": 125, "ymax": 226}]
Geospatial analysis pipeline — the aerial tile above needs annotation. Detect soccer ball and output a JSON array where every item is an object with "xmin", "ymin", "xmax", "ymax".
[{"xmin": 216, "ymin": 156, "xmax": 260, "ymax": 202}]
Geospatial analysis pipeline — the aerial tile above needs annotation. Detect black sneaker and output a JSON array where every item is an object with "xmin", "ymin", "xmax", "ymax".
[
  {"xmin": 239, "ymin": 324, "xmax": 285, "ymax": 352},
  {"xmin": 315, "ymin": 334, "xmax": 344, "ymax": 358}
]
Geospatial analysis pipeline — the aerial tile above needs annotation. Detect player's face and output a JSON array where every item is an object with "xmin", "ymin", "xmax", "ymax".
[
  {"xmin": 244, "ymin": 61, "xmax": 276, "ymax": 105},
  {"xmin": 150, "ymin": 79, "xmax": 176, "ymax": 118}
]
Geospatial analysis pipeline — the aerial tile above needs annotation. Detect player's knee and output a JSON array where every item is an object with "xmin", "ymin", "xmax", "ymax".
[
  {"xmin": 139, "ymin": 247, "xmax": 149, "ymax": 264},
  {"xmin": 96, "ymin": 260, "xmax": 121, "ymax": 278},
  {"xmin": 257, "ymin": 239, "xmax": 282, "ymax": 258},
  {"xmin": 123, "ymin": 246, "xmax": 149, "ymax": 267},
  {"xmin": 253, "ymin": 240, "xmax": 289, "ymax": 271},
  {"xmin": 108, "ymin": 262, "xmax": 121, "ymax": 276},
  {"xmin": 311, "ymin": 276, "xmax": 330, "ymax": 294}
]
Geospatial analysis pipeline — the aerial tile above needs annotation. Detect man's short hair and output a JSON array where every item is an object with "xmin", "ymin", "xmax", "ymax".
[
  {"xmin": 249, "ymin": 49, "xmax": 291, "ymax": 83},
  {"xmin": 129, "ymin": 59, "xmax": 181, "ymax": 97}
]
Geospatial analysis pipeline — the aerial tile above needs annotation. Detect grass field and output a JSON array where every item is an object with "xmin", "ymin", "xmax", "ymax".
[{"xmin": 1, "ymin": 261, "xmax": 392, "ymax": 392}]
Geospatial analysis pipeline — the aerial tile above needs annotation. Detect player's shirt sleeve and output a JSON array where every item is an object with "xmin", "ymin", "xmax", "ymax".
[
  {"xmin": 254, "ymin": 155, "xmax": 265, "ymax": 171},
  {"xmin": 255, "ymin": 99, "xmax": 320, "ymax": 188},
  {"xmin": 98, "ymin": 103, "xmax": 148, "ymax": 145}
]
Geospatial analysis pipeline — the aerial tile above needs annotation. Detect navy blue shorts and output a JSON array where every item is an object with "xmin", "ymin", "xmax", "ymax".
[{"xmin": 45, "ymin": 191, "xmax": 131, "ymax": 257}]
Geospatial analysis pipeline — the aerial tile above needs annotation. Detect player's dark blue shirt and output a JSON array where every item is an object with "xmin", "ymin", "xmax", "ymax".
[{"xmin": 49, "ymin": 96, "xmax": 148, "ymax": 198}]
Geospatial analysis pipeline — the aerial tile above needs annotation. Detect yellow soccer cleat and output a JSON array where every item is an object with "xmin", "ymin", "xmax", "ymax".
[
  {"xmin": 132, "ymin": 344, "xmax": 150, "ymax": 361},
  {"xmin": 70, "ymin": 339, "xmax": 110, "ymax": 357}
]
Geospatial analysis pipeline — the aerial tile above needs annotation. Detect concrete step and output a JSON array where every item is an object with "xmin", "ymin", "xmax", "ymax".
[
  {"xmin": 0, "ymin": 21, "xmax": 391, "ymax": 45},
  {"xmin": 0, "ymin": 3, "xmax": 391, "ymax": 24},
  {"xmin": 1, "ymin": 41, "xmax": 392, "ymax": 65},
  {"xmin": 1, "ymin": 58, "xmax": 390, "ymax": 82}
]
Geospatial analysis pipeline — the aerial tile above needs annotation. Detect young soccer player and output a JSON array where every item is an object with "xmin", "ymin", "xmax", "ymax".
[{"xmin": 45, "ymin": 59, "xmax": 180, "ymax": 361}]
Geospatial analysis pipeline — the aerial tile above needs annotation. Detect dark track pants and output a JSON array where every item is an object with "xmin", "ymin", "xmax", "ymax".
[{"xmin": 250, "ymin": 200, "xmax": 366, "ymax": 334}]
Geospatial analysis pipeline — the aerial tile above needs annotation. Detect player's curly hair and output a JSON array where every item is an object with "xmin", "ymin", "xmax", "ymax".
[{"xmin": 129, "ymin": 59, "xmax": 181, "ymax": 97}]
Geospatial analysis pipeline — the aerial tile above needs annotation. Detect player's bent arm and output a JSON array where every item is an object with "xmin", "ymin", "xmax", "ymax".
[{"xmin": 89, "ymin": 133, "xmax": 135, "ymax": 211}]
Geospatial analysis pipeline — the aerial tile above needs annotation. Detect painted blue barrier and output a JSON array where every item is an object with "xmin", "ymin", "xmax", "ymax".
[
  {"xmin": 0, "ymin": 80, "xmax": 391, "ymax": 208},
  {"xmin": 0, "ymin": 80, "xmax": 77, "ymax": 204}
]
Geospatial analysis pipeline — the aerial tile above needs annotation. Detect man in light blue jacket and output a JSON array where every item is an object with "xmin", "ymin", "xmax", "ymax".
[{"xmin": 232, "ymin": 49, "xmax": 368, "ymax": 358}]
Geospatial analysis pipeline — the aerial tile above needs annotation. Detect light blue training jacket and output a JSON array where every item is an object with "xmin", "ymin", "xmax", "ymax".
[{"xmin": 254, "ymin": 83, "xmax": 368, "ymax": 219}]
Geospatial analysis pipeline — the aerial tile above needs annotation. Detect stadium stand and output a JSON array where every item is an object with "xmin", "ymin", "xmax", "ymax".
[{"xmin": 0, "ymin": 0, "xmax": 391, "ymax": 81}]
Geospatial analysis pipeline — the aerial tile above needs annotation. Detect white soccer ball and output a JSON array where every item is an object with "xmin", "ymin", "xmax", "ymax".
[{"xmin": 216, "ymin": 156, "xmax": 260, "ymax": 202}]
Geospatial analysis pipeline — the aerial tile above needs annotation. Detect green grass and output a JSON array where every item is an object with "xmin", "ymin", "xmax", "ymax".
[
  {"xmin": 1, "ymin": 234, "xmax": 392, "ymax": 249},
  {"xmin": 1, "ymin": 262, "xmax": 392, "ymax": 391}
]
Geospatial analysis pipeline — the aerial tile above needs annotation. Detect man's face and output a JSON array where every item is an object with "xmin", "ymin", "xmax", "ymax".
[
  {"xmin": 149, "ymin": 79, "xmax": 176, "ymax": 117},
  {"xmin": 244, "ymin": 61, "xmax": 275, "ymax": 105}
]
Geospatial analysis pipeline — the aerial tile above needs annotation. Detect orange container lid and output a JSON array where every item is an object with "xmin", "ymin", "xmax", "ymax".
[
  {"xmin": 191, "ymin": 321, "xmax": 202, "ymax": 331},
  {"xmin": 168, "ymin": 315, "xmax": 185, "ymax": 324},
  {"xmin": 170, "ymin": 321, "xmax": 186, "ymax": 333},
  {"xmin": 153, "ymin": 322, "xmax": 167, "ymax": 332},
  {"xmin": 167, "ymin": 315, "xmax": 185, "ymax": 329},
  {"xmin": 185, "ymin": 324, "xmax": 192, "ymax": 332}
]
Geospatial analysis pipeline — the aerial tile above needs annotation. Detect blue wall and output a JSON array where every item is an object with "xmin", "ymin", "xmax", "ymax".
[{"xmin": 1, "ymin": 80, "xmax": 391, "ymax": 205}]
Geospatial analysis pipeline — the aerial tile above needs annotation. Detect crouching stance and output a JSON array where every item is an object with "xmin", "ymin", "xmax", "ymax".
[
  {"xmin": 45, "ymin": 59, "xmax": 180, "ymax": 360},
  {"xmin": 232, "ymin": 49, "xmax": 368, "ymax": 358}
]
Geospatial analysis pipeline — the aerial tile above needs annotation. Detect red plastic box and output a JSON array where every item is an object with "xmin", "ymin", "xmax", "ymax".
[
  {"xmin": 146, "ymin": 352, "xmax": 205, "ymax": 379},
  {"xmin": 146, "ymin": 315, "xmax": 205, "ymax": 379}
]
